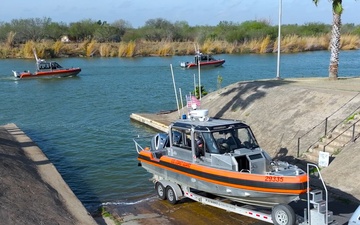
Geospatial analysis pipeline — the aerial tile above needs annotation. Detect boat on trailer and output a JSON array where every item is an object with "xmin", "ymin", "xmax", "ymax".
[
  {"xmin": 12, "ymin": 49, "xmax": 81, "ymax": 79},
  {"xmin": 134, "ymin": 109, "xmax": 309, "ymax": 224}
]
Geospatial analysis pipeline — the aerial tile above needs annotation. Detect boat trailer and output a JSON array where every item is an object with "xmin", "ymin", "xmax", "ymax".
[{"xmin": 152, "ymin": 163, "xmax": 359, "ymax": 225}]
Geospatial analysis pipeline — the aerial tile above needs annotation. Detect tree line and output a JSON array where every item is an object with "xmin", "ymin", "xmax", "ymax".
[{"xmin": 1, "ymin": 17, "xmax": 360, "ymax": 46}]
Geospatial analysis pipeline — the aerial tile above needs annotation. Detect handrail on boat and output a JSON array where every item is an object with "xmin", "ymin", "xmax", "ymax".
[
  {"xmin": 133, "ymin": 139, "xmax": 145, "ymax": 154},
  {"xmin": 133, "ymin": 135, "xmax": 153, "ymax": 154}
]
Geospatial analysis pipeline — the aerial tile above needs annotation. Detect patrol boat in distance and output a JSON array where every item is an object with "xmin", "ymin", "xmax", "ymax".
[
  {"xmin": 12, "ymin": 49, "xmax": 81, "ymax": 79},
  {"xmin": 134, "ymin": 109, "xmax": 308, "ymax": 210},
  {"xmin": 180, "ymin": 51, "xmax": 225, "ymax": 68}
]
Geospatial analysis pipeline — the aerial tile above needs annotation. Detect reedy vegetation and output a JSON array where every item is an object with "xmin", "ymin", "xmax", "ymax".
[{"xmin": 0, "ymin": 18, "xmax": 359, "ymax": 58}]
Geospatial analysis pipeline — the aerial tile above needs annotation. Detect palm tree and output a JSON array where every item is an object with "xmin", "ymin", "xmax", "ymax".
[{"xmin": 312, "ymin": 0, "xmax": 343, "ymax": 80}]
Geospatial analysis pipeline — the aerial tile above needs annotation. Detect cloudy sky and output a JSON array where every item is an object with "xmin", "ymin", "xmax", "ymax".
[{"xmin": 1, "ymin": 0, "xmax": 358, "ymax": 27}]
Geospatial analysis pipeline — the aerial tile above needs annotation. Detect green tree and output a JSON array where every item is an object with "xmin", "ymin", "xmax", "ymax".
[
  {"xmin": 225, "ymin": 20, "xmax": 276, "ymax": 43},
  {"xmin": 44, "ymin": 22, "xmax": 68, "ymax": 41},
  {"xmin": 10, "ymin": 17, "xmax": 51, "ymax": 43},
  {"xmin": 173, "ymin": 21, "xmax": 194, "ymax": 41},
  {"xmin": 94, "ymin": 24, "xmax": 121, "ymax": 42},
  {"xmin": 141, "ymin": 18, "xmax": 175, "ymax": 41},
  {"xmin": 68, "ymin": 19, "xmax": 99, "ymax": 41},
  {"xmin": 192, "ymin": 85, "xmax": 208, "ymax": 99}
]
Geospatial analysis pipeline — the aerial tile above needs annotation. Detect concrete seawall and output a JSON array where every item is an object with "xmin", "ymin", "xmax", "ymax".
[{"xmin": 0, "ymin": 123, "xmax": 98, "ymax": 225}]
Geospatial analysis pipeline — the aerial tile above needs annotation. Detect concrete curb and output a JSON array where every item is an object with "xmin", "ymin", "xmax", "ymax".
[{"xmin": 3, "ymin": 123, "xmax": 98, "ymax": 225}]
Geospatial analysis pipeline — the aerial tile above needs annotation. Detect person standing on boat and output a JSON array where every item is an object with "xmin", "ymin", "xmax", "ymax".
[{"xmin": 195, "ymin": 134, "xmax": 204, "ymax": 158}]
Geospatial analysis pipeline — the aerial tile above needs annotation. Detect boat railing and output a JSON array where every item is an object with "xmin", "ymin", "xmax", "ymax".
[
  {"xmin": 133, "ymin": 139, "xmax": 144, "ymax": 154},
  {"xmin": 133, "ymin": 136, "xmax": 152, "ymax": 154}
]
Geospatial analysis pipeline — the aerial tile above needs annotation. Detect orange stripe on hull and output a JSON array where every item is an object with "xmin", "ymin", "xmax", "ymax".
[{"xmin": 138, "ymin": 151, "xmax": 307, "ymax": 195}]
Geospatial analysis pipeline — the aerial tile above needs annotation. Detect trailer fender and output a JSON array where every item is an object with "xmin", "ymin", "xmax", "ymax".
[{"xmin": 157, "ymin": 180, "xmax": 183, "ymax": 201}]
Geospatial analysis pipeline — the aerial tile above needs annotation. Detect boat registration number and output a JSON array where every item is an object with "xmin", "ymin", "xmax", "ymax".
[
  {"xmin": 171, "ymin": 159, "xmax": 191, "ymax": 168},
  {"xmin": 265, "ymin": 176, "xmax": 284, "ymax": 182}
]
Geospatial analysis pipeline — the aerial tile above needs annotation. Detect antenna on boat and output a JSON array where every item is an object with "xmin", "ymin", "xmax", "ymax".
[
  {"xmin": 193, "ymin": 43, "xmax": 202, "ymax": 101},
  {"xmin": 179, "ymin": 88, "xmax": 184, "ymax": 116},
  {"xmin": 170, "ymin": 64, "xmax": 181, "ymax": 118},
  {"xmin": 198, "ymin": 57, "xmax": 201, "ymax": 101},
  {"xmin": 33, "ymin": 48, "xmax": 40, "ymax": 62}
]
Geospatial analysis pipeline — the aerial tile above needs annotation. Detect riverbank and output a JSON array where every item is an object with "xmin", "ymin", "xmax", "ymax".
[{"xmin": 1, "ymin": 34, "xmax": 360, "ymax": 59}]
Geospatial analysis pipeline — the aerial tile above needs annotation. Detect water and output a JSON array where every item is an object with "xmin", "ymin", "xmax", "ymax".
[{"xmin": 0, "ymin": 50, "xmax": 359, "ymax": 210}]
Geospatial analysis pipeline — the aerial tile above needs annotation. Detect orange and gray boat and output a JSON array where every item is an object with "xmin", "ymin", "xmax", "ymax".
[
  {"xmin": 180, "ymin": 51, "xmax": 225, "ymax": 68},
  {"xmin": 12, "ymin": 49, "xmax": 81, "ymax": 79},
  {"xmin": 134, "ymin": 109, "xmax": 307, "ymax": 208}
]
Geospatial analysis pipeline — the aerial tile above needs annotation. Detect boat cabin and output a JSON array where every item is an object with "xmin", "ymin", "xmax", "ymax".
[
  {"xmin": 150, "ymin": 114, "xmax": 273, "ymax": 174},
  {"xmin": 194, "ymin": 53, "xmax": 216, "ymax": 64},
  {"xmin": 37, "ymin": 61, "xmax": 63, "ymax": 71}
]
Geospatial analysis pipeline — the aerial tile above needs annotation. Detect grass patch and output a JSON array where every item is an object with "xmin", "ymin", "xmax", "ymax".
[
  {"xmin": 98, "ymin": 206, "xmax": 122, "ymax": 225},
  {"xmin": 345, "ymin": 112, "xmax": 359, "ymax": 123}
]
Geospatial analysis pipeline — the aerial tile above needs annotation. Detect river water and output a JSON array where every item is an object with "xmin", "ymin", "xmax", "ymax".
[{"xmin": 0, "ymin": 50, "xmax": 359, "ymax": 210}]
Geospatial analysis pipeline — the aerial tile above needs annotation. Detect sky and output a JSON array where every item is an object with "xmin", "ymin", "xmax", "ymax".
[{"xmin": 0, "ymin": 0, "xmax": 359, "ymax": 27}]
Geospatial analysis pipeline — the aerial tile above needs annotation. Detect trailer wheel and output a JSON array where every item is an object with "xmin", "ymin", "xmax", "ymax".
[
  {"xmin": 271, "ymin": 204, "xmax": 296, "ymax": 225},
  {"xmin": 165, "ymin": 186, "xmax": 177, "ymax": 204},
  {"xmin": 155, "ymin": 182, "xmax": 166, "ymax": 200}
]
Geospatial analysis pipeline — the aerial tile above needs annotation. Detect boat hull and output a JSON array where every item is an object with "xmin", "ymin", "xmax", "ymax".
[
  {"xmin": 138, "ymin": 152, "xmax": 307, "ymax": 208},
  {"xmin": 185, "ymin": 60, "xmax": 225, "ymax": 68},
  {"xmin": 14, "ymin": 68, "xmax": 81, "ymax": 79}
]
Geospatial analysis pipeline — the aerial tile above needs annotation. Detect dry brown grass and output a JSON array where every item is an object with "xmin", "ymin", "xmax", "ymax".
[
  {"xmin": 86, "ymin": 40, "xmax": 97, "ymax": 57},
  {"xmin": 279, "ymin": 35, "xmax": 303, "ymax": 53},
  {"xmin": 341, "ymin": 34, "xmax": 360, "ymax": 50},
  {"xmin": 99, "ymin": 43, "xmax": 112, "ymax": 57},
  {"xmin": 302, "ymin": 35, "xmax": 329, "ymax": 51},
  {"xmin": 6, "ymin": 31, "xmax": 16, "ymax": 48},
  {"xmin": 272, "ymin": 35, "xmax": 327, "ymax": 53},
  {"xmin": 0, "ymin": 34, "xmax": 359, "ymax": 59},
  {"xmin": 53, "ymin": 41, "xmax": 64, "ymax": 55},
  {"xmin": 23, "ymin": 41, "xmax": 36, "ymax": 58},
  {"xmin": 202, "ymin": 40, "xmax": 227, "ymax": 54},
  {"xmin": 260, "ymin": 35, "xmax": 272, "ymax": 53},
  {"xmin": 118, "ymin": 41, "xmax": 136, "ymax": 57},
  {"xmin": 158, "ymin": 42, "xmax": 173, "ymax": 56},
  {"xmin": 240, "ymin": 39, "xmax": 262, "ymax": 53}
]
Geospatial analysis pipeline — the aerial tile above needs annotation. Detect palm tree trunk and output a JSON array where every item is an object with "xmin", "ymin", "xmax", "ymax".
[{"xmin": 329, "ymin": 9, "xmax": 341, "ymax": 80}]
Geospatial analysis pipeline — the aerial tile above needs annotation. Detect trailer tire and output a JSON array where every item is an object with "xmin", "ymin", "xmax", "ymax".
[
  {"xmin": 271, "ymin": 204, "xmax": 296, "ymax": 225},
  {"xmin": 165, "ymin": 186, "xmax": 177, "ymax": 205},
  {"xmin": 155, "ymin": 182, "xmax": 166, "ymax": 200}
]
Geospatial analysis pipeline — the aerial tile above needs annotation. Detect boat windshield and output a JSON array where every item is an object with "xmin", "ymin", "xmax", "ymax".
[{"xmin": 209, "ymin": 127, "xmax": 259, "ymax": 153}]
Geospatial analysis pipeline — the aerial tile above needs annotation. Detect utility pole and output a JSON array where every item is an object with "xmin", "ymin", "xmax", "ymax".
[{"xmin": 276, "ymin": 0, "xmax": 282, "ymax": 79}]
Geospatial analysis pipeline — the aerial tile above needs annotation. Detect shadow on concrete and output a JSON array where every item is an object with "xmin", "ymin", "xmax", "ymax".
[{"xmin": 214, "ymin": 79, "xmax": 294, "ymax": 118}]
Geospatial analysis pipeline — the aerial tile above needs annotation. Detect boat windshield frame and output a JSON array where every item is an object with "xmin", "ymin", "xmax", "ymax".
[
  {"xmin": 36, "ymin": 61, "xmax": 63, "ymax": 71},
  {"xmin": 169, "ymin": 119, "xmax": 260, "ymax": 156}
]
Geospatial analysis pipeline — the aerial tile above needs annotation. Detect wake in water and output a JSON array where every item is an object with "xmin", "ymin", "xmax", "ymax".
[
  {"xmin": 0, "ymin": 76, "xmax": 18, "ymax": 81},
  {"xmin": 101, "ymin": 195, "xmax": 157, "ymax": 206}
]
